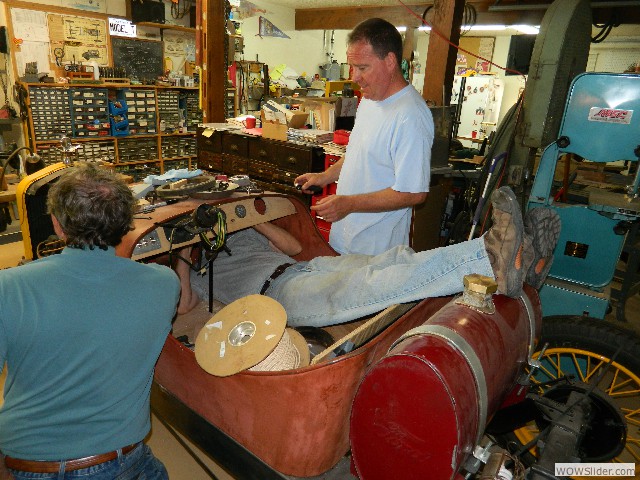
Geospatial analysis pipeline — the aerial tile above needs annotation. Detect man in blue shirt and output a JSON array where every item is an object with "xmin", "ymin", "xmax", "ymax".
[{"xmin": 0, "ymin": 164, "xmax": 180, "ymax": 480}]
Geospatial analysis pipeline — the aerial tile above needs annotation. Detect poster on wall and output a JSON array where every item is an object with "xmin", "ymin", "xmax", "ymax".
[
  {"xmin": 10, "ymin": 9, "xmax": 50, "ymax": 76},
  {"xmin": 48, "ymin": 14, "xmax": 109, "ymax": 66},
  {"xmin": 10, "ymin": 9, "xmax": 49, "ymax": 42},
  {"xmin": 60, "ymin": 0, "xmax": 106, "ymax": 13},
  {"xmin": 456, "ymin": 37, "xmax": 495, "ymax": 74},
  {"xmin": 163, "ymin": 31, "xmax": 196, "ymax": 75}
]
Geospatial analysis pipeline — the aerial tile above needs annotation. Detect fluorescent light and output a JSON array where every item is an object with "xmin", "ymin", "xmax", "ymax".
[
  {"xmin": 401, "ymin": 24, "xmax": 540, "ymax": 34},
  {"xmin": 512, "ymin": 25, "xmax": 540, "ymax": 34},
  {"xmin": 466, "ymin": 25, "xmax": 507, "ymax": 31}
]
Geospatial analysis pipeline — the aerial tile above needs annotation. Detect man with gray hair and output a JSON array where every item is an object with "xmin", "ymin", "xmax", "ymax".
[{"xmin": 0, "ymin": 164, "xmax": 180, "ymax": 480}]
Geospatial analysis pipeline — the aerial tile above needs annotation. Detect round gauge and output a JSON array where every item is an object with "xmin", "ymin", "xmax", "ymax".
[
  {"xmin": 235, "ymin": 204, "xmax": 247, "ymax": 218},
  {"xmin": 54, "ymin": 47, "xmax": 64, "ymax": 58}
]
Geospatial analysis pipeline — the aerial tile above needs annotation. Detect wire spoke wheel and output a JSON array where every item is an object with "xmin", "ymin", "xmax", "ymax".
[{"xmin": 508, "ymin": 316, "xmax": 640, "ymax": 478}]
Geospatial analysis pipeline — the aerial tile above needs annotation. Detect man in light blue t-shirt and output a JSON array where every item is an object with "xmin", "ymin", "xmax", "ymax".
[{"xmin": 296, "ymin": 18, "xmax": 433, "ymax": 255}]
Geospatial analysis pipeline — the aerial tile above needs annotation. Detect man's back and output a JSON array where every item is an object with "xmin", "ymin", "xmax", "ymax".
[{"xmin": 0, "ymin": 247, "xmax": 180, "ymax": 460}]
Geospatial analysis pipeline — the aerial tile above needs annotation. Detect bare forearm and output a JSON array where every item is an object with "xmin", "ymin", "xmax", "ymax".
[
  {"xmin": 322, "ymin": 157, "xmax": 343, "ymax": 184},
  {"xmin": 311, "ymin": 188, "xmax": 427, "ymax": 223},
  {"xmin": 344, "ymin": 189, "xmax": 427, "ymax": 213},
  {"xmin": 253, "ymin": 222, "xmax": 302, "ymax": 256},
  {"xmin": 294, "ymin": 157, "xmax": 343, "ymax": 190}
]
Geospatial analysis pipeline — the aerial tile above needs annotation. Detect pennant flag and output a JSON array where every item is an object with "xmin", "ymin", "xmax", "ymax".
[
  {"xmin": 236, "ymin": 0, "xmax": 266, "ymax": 20},
  {"xmin": 258, "ymin": 16, "xmax": 290, "ymax": 39}
]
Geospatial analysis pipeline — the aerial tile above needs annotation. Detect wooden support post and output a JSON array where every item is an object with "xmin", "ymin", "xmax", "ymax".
[
  {"xmin": 422, "ymin": 0, "xmax": 465, "ymax": 106},
  {"xmin": 202, "ymin": 0, "xmax": 227, "ymax": 123}
]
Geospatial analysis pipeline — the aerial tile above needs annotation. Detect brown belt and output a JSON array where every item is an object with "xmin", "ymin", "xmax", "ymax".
[
  {"xmin": 260, "ymin": 262, "xmax": 294, "ymax": 294},
  {"xmin": 5, "ymin": 442, "xmax": 139, "ymax": 473}
]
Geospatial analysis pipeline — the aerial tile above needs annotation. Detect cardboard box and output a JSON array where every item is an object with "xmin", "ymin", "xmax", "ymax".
[
  {"xmin": 262, "ymin": 118, "xmax": 288, "ymax": 141},
  {"xmin": 261, "ymin": 110, "xmax": 309, "ymax": 141}
]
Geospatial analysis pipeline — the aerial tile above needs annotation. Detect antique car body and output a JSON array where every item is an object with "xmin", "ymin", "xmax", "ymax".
[{"xmin": 116, "ymin": 191, "xmax": 542, "ymax": 478}]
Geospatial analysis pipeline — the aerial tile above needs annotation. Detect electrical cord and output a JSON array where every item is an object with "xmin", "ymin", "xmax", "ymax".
[
  {"xmin": 408, "ymin": 0, "xmax": 527, "ymax": 78},
  {"xmin": 198, "ymin": 208, "xmax": 227, "ymax": 253},
  {"xmin": 591, "ymin": 10, "xmax": 620, "ymax": 43},
  {"xmin": 461, "ymin": 4, "xmax": 478, "ymax": 36},
  {"xmin": 164, "ymin": 207, "xmax": 228, "ymax": 274},
  {"xmin": 170, "ymin": 0, "xmax": 190, "ymax": 19}
]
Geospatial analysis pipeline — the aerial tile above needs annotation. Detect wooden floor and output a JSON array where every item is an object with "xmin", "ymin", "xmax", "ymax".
[{"xmin": 1, "ymin": 220, "xmax": 639, "ymax": 479}]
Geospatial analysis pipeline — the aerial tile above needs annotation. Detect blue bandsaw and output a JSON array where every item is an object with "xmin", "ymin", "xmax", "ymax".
[{"xmin": 529, "ymin": 72, "xmax": 640, "ymax": 318}]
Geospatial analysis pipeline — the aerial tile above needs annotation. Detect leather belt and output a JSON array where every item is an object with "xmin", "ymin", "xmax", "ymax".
[
  {"xmin": 5, "ymin": 442, "xmax": 139, "ymax": 473},
  {"xmin": 260, "ymin": 262, "xmax": 294, "ymax": 294}
]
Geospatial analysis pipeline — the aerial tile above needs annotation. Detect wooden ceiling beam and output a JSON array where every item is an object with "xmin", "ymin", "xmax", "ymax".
[
  {"xmin": 294, "ymin": 2, "xmax": 548, "ymax": 30},
  {"xmin": 295, "ymin": 5, "xmax": 427, "ymax": 30},
  {"xmin": 295, "ymin": 1, "xmax": 640, "ymax": 30}
]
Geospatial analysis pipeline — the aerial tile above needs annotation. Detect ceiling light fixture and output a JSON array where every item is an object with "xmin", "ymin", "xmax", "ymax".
[
  {"xmin": 401, "ymin": 25, "xmax": 536, "ymax": 33},
  {"xmin": 512, "ymin": 25, "xmax": 541, "ymax": 34}
]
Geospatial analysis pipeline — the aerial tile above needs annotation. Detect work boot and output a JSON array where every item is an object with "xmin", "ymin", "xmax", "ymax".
[
  {"xmin": 524, "ymin": 207, "xmax": 561, "ymax": 288},
  {"xmin": 484, "ymin": 186, "xmax": 530, "ymax": 297}
]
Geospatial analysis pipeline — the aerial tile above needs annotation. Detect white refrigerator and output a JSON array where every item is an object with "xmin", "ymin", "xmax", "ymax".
[{"xmin": 451, "ymin": 75, "xmax": 503, "ymax": 146}]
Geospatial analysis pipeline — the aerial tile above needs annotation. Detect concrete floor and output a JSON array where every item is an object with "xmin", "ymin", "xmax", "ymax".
[{"xmin": 1, "ymin": 217, "xmax": 639, "ymax": 479}]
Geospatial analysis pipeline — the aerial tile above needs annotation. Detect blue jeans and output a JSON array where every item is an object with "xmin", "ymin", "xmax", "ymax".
[
  {"xmin": 8, "ymin": 444, "xmax": 168, "ymax": 480},
  {"xmin": 267, "ymin": 237, "xmax": 493, "ymax": 327}
]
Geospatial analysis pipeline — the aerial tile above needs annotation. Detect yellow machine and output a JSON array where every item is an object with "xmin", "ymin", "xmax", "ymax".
[{"xmin": 15, "ymin": 162, "xmax": 70, "ymax": 261}]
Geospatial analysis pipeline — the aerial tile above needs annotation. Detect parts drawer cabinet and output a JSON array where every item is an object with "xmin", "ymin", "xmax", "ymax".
[
  {"xmin": 196, "ymin": 130, "xmax": 325, "ymax": 206},
  {"xmin": 199, "ymin": 150, "xmax": 223, "ymax": 171},
  {"xmin": 196, "ymin": 127, "xmax": 223, "ymax": 153},
  {"xmin": 249, "ymin": 160, "xmax": 275, "ymax": 182},
  {"xmin": 222, "ymin": 155, "xmax": 249, "ymax": 175},
  {"xmin": 222, "ymin": 133, "xmax": 249, "ymax": 158},
  {"xmin": 248, "ymin": 138, "xmax": 277, "ymax": 165},
  {"xmin": 276, "ymin": 143, "xmax": 324, "ymax": 174}
]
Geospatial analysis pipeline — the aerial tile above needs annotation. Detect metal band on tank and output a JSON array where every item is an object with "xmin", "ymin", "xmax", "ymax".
[
  {"xmin": 391, "ymin": 325, "xmax": 488, "ymax": 444},
  {"xmin": 519, "ymin": 294, "xmax": 537, "ymax": 359}
]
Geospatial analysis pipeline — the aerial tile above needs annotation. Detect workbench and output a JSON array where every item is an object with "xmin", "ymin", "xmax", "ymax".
[{"xmin": 0, "ymin": 183, "xmax": 18, "ymax": 220}]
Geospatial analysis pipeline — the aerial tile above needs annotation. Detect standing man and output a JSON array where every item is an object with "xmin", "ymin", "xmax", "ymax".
[
  {"xmin": 296, "ymin": 18, "xmax": 434, "ymax": 255},
  {"xmin": 0, "ymin": 164, "xmax": 180, "ymax": 480}
]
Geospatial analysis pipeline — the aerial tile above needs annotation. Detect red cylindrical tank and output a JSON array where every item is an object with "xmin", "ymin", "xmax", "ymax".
[{"xmin": 350, "ymin": 286, "xmax": 541, "ymax": 480}]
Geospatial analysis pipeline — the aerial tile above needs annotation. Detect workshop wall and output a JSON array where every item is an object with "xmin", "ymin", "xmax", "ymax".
[{"xmin": 238, "ymin": 0, "xmax": 348, "ymax": 81}]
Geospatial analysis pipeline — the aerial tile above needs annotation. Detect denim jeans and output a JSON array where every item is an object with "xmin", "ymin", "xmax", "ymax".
[
  {"xmin": 267, "ymin": 237, "xmax": 492, "ymax": 327},
  {"xmin": 8, "ymin": 444, "xmax": 168, "ymax": 480}
]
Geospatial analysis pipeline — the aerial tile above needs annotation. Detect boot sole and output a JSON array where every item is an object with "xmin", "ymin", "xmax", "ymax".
[
  {"xmin": 524, "ymin": 207, "xmax": 561, "ymax": 288},
  {"xmin": 491, "ymin": 187, "xmax": 525, "ymax": 297}
]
